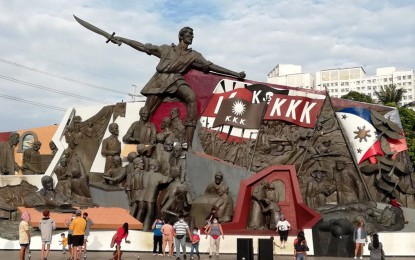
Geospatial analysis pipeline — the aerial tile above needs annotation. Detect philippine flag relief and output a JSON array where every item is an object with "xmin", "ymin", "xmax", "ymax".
[{"xmin": 336, "ymin": 107, "xmax": 383, "ymax": 164}]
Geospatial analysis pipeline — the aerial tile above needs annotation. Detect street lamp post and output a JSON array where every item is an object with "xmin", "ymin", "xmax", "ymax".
[{"xmin": 132, "ymin": 84, "xmax": 137, "ymax": 101}]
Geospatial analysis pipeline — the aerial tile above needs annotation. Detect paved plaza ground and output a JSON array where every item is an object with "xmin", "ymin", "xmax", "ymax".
[{"xmin": 1, "ymin": 250, "xmax": 413, "ymax": 260}]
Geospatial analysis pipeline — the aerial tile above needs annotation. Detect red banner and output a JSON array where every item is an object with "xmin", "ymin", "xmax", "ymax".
[
  {"xmin": 202, "ymin": 88, "xmax": 253, "ymax": 117},
  {"xmin": 263, "ymin": 94, "xmax": 324, "ymax": 128}
]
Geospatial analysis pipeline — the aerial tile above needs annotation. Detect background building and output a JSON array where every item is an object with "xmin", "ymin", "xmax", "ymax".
[
  {"xmin": 267, "ymin": 64, "xmax": 315, "ymax": 90},
  {"xmin": 267, "ymin": 65, "xmax": 415, "ymax": 106},
  {"xmin": 316, "ymin": 66, "xmax": 415, "ymax": 105}
]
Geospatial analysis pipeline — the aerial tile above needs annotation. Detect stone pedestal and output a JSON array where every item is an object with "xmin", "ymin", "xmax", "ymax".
[{"xmin": 90, "ymin": 186, "xmax": 129, "ymax": 210}]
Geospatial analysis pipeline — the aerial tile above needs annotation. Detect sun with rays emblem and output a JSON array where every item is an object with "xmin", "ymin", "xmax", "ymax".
[
  {"xmin": 353, "ymin": 125, "xmax": 371, "ymax": 142},
  {"xmin": 231, "ymin": 100, "xmax": 246, "ymax": 116}
]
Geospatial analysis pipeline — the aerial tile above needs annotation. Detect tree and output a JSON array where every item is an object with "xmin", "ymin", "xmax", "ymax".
[
  {"xmin": 398, "ymin": 106, "xmax": 415, "ymax": 161},
  {"xmin": 374, "ymin": 84, "xmax": 403, "ymax": 105},
  {"xmin": 341, "ymin": 91, "xmax": 374, "ymax": 103}
]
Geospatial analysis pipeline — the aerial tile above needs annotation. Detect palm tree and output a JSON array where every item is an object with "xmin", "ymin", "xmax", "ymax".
[{"xmin": 374, "ymin": 84, "xmax": 403, "ymax": 105}]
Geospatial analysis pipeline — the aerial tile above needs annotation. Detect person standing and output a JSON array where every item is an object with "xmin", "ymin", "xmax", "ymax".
[
  {"xmin": 113, "ymin": 223, "xmax": 130, "ymax": 260},
  {"xmin": 161, "ymin": 219, "xmax": 174, "ymax": 257},
  {"xmin": 152, "ymin": 218, "xmax": 164, "ymax": 256},
  {"xmin": 39, "ymin": 210, "xmax": 56, "ymax": 260},
  {"xmin": 69, "ymin": 210, "xmax": 87, "ymax": 260},
  {"xmin": 19, "ymin": 211, "xmax": 31, "ymax": 260},
  {"xmin": 276, "ymin": 214, "xmax": 291, "ymax": 248},
  {"xmin": 173, "ymin": 215, "xmax": 192, "ymax": 260},
  {"xmin": 353, "ymin": 220, "xmax": 368, "ymax": 259},
  {"xmin": 205, "ymin": 218, "xmax": 224, "ymax": 258},
  {"xmin": 190, "ymin": 228, "xmax": 200, "ymax": 260},
  {"xmin": 368, "ymin": 233, "xmax": 385, "ymax": 260},
  {"xmin": 83, "ymin": 212, "xmax": 94, "ymax": 258},
  {"xmin": 294, "ymin": 236, "xmax": 309, "ymax": 260}
]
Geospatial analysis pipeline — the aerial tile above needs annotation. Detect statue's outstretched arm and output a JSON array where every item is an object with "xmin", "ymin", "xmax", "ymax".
[
  {"xmin": 209, "ymin": 64, "xmax": 246, "ymax": 79},
  {"xmin": 112, "ymin": 36, "xmax": 147, "ymax": 52}
]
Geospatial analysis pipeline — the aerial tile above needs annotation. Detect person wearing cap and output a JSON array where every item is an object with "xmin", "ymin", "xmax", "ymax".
[
  {"xmin": 39, "ymin": 210, "xmax": 56, "ymax": 260},
  {"xmin": 69, "ymin": 210, "xmax": 87, "ymax": 260},
  {"xmin": 19, "ymin": 211, "xmax": 31, "ymax": 260},
  {"xmin": 276, "ymin": 214, "xmax": 290, "ymax": 249}
]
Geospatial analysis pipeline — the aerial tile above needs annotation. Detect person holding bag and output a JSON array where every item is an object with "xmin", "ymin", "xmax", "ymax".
[
  {"xmin": 173, "ymin": 215, "xmax": 192, "ymax": 260},
  {"xmin": 368, "ymin": 233, "xmax": 385, "ymax": 260},
  {"xmin": 294, "ymin": 236, "xmax": 309, "ymax": 260}
]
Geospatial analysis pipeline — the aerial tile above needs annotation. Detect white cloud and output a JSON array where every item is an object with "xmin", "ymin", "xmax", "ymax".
[{"xmin": 0, "ymin": 0, "xmax": 413, "ymax": 131}]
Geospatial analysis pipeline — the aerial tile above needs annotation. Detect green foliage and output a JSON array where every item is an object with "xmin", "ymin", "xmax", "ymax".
[
  {"xmin": 341, "ymin": 91, "xmax": 374, "ymax": 103},
  {"xmin": 398, "ymin": 106, "xmax": 415, "ymax": 162},
  {"xmin": 374, "ymin": 84, "xmax": 403, "ymax": 105}
]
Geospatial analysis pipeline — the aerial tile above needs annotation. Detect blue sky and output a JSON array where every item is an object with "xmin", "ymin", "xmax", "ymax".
[{"xmin": 0, "ymin": 0, "xmax": 413, "ymax": 131}]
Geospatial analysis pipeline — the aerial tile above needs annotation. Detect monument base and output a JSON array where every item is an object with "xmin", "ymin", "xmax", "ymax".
[
  {"xmin": 90, "ymin": 185, "xmax": 129, "ymax": 210},
  {"xmin": 18, "ymin": 206, "xmax": 142, "ymax": 230}
]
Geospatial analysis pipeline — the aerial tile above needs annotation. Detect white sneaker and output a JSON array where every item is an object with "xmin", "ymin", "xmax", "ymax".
[
  {"xmin": 354, "ymin": 257, "xmax": 357, "ymax": 259},
  {"xmin": 360, "ymin": 257, "xmax": 363, "ymax": 259}
]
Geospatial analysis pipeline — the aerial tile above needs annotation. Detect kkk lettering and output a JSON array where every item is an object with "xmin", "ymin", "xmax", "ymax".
[
  {"xmin": 264, "ymin": 94, "xmax": 324, "ymax": 128},
  {"xmin": 212, "ymin": 98, "xmax": 265, "ymax": 129}
]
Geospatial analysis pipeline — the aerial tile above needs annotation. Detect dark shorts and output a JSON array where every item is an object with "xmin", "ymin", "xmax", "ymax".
[
  {"xmin": 72, "ymin": 235, "xmax": 84, "ymax": 247},
  {"xmin": 68, "ymin": 234, "xmax": 73, "ymax": 245},
  {"xmin": 279, "ymin": 230, "xmax": 289, "ymax": 241},
  {"xmin": 20, "ymin": 243, "xmax": 29, "ymax": 248}
]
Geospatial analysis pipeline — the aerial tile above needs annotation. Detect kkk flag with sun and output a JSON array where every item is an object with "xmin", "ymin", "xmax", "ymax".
[{"xmin": 212, "ymin": 98, "xmax": 266, "ymax": 129}]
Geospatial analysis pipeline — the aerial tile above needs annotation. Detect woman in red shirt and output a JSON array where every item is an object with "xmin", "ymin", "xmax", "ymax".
[{"xmin": 112, "ymin": 223, "xmax": 130, "ymax": 260}]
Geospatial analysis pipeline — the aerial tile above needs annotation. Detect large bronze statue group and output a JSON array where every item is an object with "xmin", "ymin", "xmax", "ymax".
[{"xmin": 0, "ymin": 19, "xmax": 413, "ymax": 257}]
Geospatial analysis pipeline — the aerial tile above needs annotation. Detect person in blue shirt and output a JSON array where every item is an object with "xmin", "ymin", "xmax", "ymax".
[{"xmin": 152, "ymin": 218, "xmax": 164, "ymax": 255}]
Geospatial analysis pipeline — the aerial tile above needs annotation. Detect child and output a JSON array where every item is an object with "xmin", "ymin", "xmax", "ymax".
[
  {"xmin": 59, "ymin": 233, "xmax": 68, "ymax": 254},
  {"xmin": 190, "ymin": 228, "xmax": 200, "ymax": 260},
  {"xmin": 39, "ymin": 210, "xmax": 56, "ymax": 260}
]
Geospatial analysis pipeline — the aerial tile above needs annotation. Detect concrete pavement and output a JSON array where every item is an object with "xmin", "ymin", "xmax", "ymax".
[{"xmin": 3, "ymin": 250, "xmax": 412, "ymax": 260}]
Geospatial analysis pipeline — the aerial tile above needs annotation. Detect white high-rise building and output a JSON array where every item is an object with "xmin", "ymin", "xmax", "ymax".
[
  {"xmin": 267, "ymin": 64, "xmax": 315, "ymax": 89},
  {"xmin": 316, "ymin": 67, "xmax": 415, "ymax": 105}
]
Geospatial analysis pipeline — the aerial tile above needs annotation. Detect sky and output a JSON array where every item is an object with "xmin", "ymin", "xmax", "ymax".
[{"xmin": 0, "ymin": 0, "xmax": 414, "ymax": 131}]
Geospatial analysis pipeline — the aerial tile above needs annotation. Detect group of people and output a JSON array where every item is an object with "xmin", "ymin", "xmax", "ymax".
[
  {"xmin": 18, "ymin": 209, "xmax": 94, "ymax": 260},
  {"xmin": 18, "ymin": 209, "xmax": 385, "ymax": 260},
  {"xmin": 353, "ymin": 220, "xmax": 385, "ymax": 260},
  {"xmin": 274, "ymin": 214, "xmax": 385, "ymax": 260},
  {"xmin": 150, "ymin": 214, "xmax": 224, "ymax": 260},
  {"xmin": 65, "ymin": 210, "xmax": 94, "ymax": 260},
  {"xmin": 19, "ymin": 209, "xmax": 59, "ymax": 260}
]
